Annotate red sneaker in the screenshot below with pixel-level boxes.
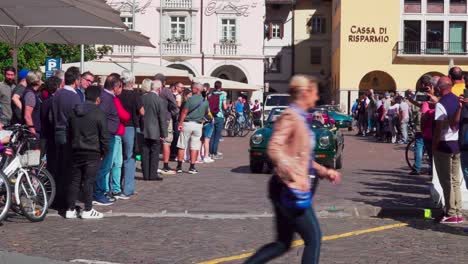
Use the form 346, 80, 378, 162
457, 217, 464, 224
439, 216, 459, 224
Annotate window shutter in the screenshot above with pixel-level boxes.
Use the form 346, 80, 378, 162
268, 22, 273, 40
280, 23, 284, 39
322, 18, 326, 34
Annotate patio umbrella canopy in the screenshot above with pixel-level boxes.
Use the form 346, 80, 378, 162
0, 0, 153, 68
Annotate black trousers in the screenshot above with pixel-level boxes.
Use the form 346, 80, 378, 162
142, 138, 161, 180
66, 153, 100, 211
53, 143, 72, 210
245, 176, 322, 264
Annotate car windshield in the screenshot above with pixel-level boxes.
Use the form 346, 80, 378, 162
267, 108, 286, 123
307, 109, 331, 128
265, 95, 290, 106
321, 105, 341, 113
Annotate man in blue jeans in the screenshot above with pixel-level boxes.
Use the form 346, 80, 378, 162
209, 81, 227, 160
94, 74, 123, 205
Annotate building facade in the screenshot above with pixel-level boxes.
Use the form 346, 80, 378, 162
332, 0, 468, 112
294, 0, 333, 102
264, 0, 295, 93
107, 0, 265, 100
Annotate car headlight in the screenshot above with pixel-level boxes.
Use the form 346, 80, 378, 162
319, 136, 330, 147
252, 134, 264, 145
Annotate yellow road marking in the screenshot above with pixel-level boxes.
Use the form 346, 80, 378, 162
198, 223, 408, 264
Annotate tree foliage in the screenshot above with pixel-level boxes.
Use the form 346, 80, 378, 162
0, 43, 99, 79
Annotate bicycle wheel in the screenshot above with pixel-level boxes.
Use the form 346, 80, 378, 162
405, 138, 416, 171
0, 172, 11, 222
225, 117, 236, 137
238, 123, 250, 137
15, 171, 48, 222
29, 167, 55, 206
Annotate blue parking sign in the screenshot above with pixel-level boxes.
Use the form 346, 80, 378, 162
45, 58, 62, 79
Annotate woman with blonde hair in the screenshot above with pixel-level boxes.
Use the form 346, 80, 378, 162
245, 75, 341, 264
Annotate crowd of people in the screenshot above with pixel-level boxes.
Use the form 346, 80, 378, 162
0, 66, 233, 220
351, 66, 468, 224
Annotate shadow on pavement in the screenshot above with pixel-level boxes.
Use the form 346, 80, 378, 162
351, 168, 432, 209
231, 165, 252, 174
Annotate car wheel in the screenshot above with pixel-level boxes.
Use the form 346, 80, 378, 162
250, 160, 264, 174
336, 154, 343, 169
348, 126, 353, 131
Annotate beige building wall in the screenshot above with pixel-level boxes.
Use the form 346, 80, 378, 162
294, 0, 332, 75
333, 0, 468, 112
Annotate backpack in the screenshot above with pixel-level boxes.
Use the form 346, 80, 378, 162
208, 93, 221, 115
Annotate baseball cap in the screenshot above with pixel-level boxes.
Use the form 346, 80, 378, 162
18, 69, 29, 80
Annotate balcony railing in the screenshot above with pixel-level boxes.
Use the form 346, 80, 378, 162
162, 42, 192, 55
404, 3, 421, 13
163, 0, 192, 9
450, 3, 467, 13
214, 43, 239, 56
112, 45, 133, 55
395, 41, 468, 56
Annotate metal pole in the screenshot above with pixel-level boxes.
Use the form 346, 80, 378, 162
80, 44, 85, 73
160, 0, 163, 66
13, 27, 18, 73
130, 0, 136, 73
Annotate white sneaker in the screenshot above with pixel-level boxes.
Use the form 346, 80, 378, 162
65, 209, 78, 219
81, 209, 104, 219
203, 157, 214, 163
391, 136, 397, 144
157, 169, 162, 173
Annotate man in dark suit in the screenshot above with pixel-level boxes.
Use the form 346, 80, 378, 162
141, 79, 167, 181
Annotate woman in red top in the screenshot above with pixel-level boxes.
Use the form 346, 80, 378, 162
109, 84, 130, 200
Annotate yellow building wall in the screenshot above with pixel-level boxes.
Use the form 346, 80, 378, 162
294, 0, 332, 75
336, 0, 456, 92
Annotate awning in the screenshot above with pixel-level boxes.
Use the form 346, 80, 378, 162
41, 61, 193, 84
193, 76, 261, 92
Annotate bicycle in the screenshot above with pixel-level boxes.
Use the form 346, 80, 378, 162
0, 169, 11, 222
2, 125, 49, 222
405, 137, 430, 172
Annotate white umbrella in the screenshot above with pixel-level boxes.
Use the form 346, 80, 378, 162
45, 61, 193, 79
0, 0, 153, 69
193, 76, 261, 91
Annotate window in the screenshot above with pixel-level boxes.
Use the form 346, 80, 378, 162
272, 24, 281, 38
404, 0, 421, 13
309, 17, 326, 34
403, 20, 421, 54
222, 19, 236, 41
310, 47, 322, 64
427, 0, 444, 13
170, 16, 186, 39
121, 16, 133, 29
450, 0, 467, 13
264, 56, 281, 73
427, 21, 444, 53
265, 22, 284, 39
449, 21, 466, 53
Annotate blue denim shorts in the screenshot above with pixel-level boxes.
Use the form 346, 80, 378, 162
203, 123, 214, 139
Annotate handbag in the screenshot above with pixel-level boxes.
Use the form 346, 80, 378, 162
280, 176, 319, 210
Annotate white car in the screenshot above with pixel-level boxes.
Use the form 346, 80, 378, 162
263, 94, 290, 121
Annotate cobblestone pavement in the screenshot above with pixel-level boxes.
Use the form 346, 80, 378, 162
0, 131, 467, 264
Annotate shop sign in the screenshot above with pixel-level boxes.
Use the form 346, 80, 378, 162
348, 26, 389, 43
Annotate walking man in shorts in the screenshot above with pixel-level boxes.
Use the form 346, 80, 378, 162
176, 83, 209, 174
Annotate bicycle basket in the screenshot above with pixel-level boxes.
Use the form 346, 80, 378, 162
19, 138, 41, 167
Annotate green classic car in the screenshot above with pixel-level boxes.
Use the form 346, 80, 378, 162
321, 105, 353, 131
249, 107, 345, 173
